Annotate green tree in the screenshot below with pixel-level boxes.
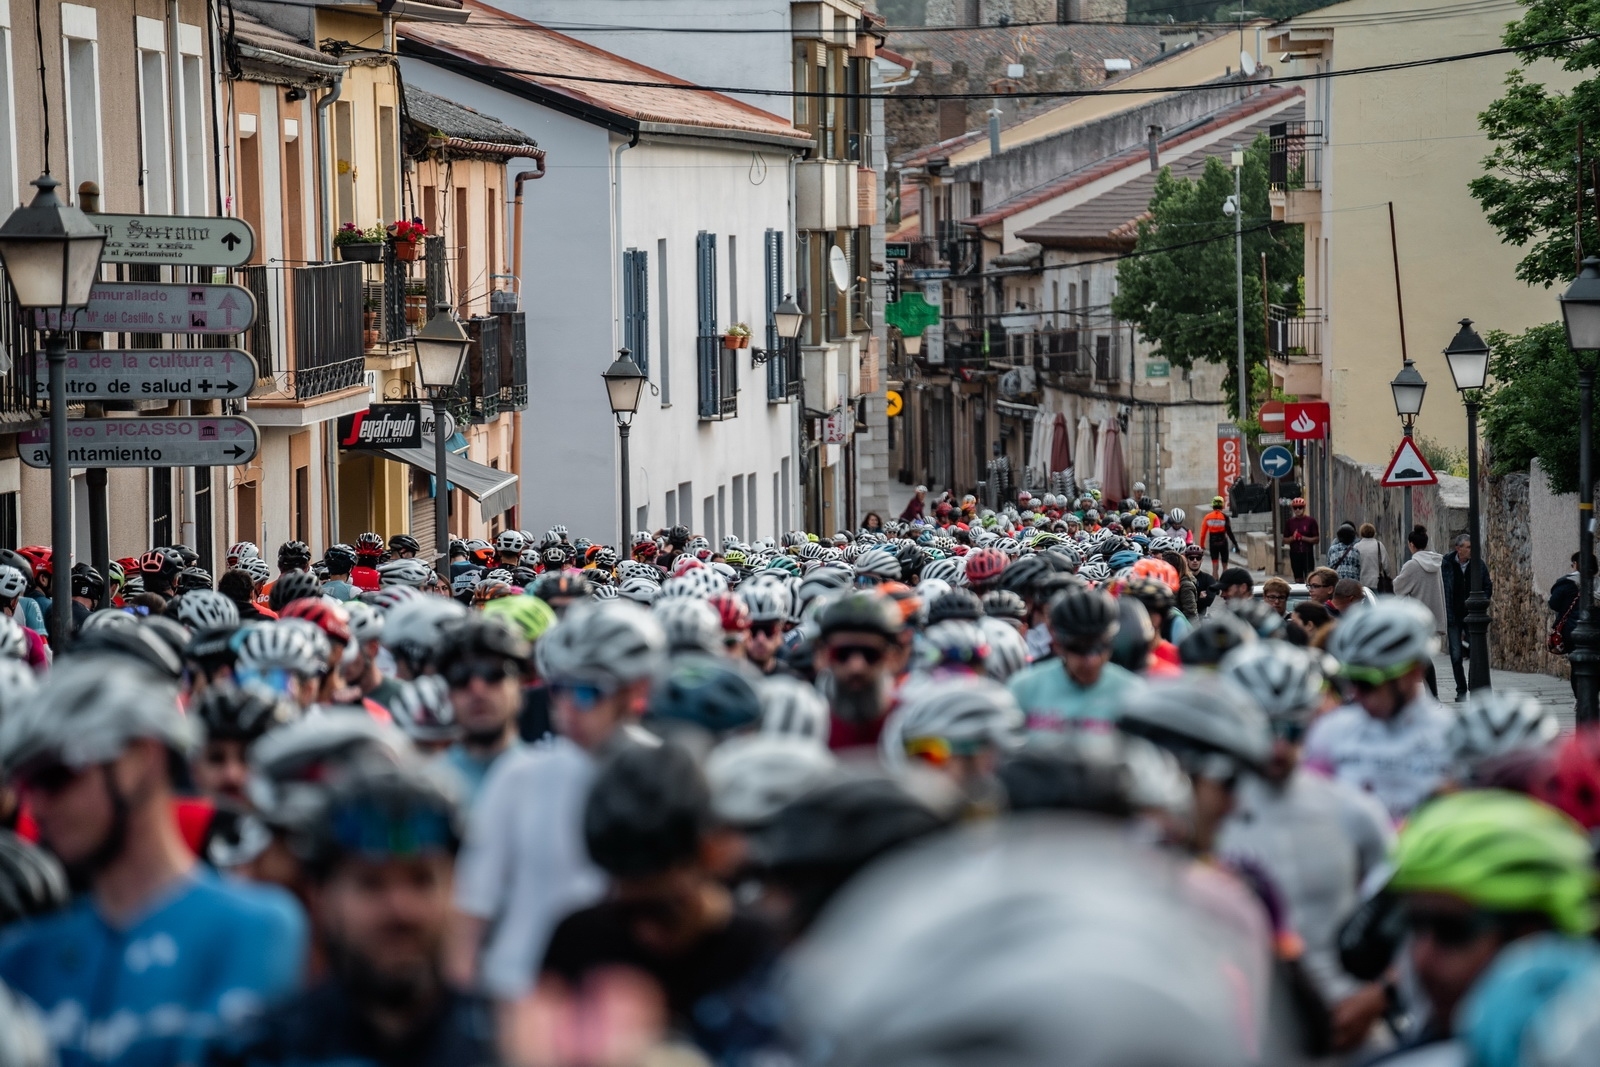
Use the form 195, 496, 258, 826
1470, 0, 1600, 287
1111, 135, 1302, 418
1480, 322, 1586, 492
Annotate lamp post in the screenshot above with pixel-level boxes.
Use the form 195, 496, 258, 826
1443, 318, 1492, 693
412, 304, 471, 583
1390, 357, 1427, 561
602, 349, 647, 545
1559, 256, 1600, 722
1226, 146, 1247, 422
0, 174, 106, 649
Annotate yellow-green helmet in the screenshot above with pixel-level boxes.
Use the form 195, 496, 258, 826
1390, 790, 1597, 937
479, 594, 558, 643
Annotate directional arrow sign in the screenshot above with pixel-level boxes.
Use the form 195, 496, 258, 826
33, 349, 257, 400
91, 214, 256, 267
35, 282, 257, 334
1380, 437, 1438, 487
18, 417, 260, 469
1259, 444, 1295, 480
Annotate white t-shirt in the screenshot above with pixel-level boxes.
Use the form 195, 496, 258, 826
1302, 695, 1455, 823
452, 736, 607, 999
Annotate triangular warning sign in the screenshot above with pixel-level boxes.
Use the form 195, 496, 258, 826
1380, 437, 1438, 487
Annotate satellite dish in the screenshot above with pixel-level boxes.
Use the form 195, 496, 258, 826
829, 245, 850, 292
1240, 50, 1258, 76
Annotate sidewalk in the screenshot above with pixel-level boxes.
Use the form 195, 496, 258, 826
1431, 652, 1577, 728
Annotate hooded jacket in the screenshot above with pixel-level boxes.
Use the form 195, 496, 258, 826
1392, 549, 1446, 633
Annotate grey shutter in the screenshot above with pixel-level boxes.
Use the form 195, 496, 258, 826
764, 229, 785, 401
622, 248, 649, 375
697, 232, 718, 419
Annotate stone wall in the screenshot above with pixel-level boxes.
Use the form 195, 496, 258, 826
1329, 454, 1469, 572
1486, 469, 1570, 677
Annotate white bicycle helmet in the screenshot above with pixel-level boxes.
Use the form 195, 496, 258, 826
0, 566, 26, 602
174, 589, 241, 633
344, 601, 384, 645
0, 616, 26, 662
388, 675, 459, 744
236, 623, 325, 679
922, 557, 963, 586
705, 733, 837, 828
495, 530, 528, 555
240, 557, 272, 585
381, 596, 469, 667
853, 548, 902, 583
879, 675, 1025, 772
759, 675, 831, 744
1447, 690, 1561, 774
364, 585, 423, 614
617, 576, 661, 606
536, 599, 666, 687
1328, 597, 1438, 677
377, 558, 434, 589
1219, 642, 1329, 725
977, 616, 1030, 682
1165, 507, 1187, 526
653, 596, 723, 654
616, 561, 660, 584
738, 582, 789, 624
227, 541, 261, 566
659, 569, 728, 601
0, 657, 193, 774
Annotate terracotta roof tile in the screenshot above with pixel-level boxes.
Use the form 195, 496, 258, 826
399, 1, 809, 145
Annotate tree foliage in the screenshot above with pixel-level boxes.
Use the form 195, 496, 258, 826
1470, 0, 1600, 287
1480, 322, 1586, 493
1111, 135, 1302, 418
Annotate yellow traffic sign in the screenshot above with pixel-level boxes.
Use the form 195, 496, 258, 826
886, 390, 903, 417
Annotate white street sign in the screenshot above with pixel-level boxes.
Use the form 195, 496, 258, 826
18, 417, 260, 468
33, 349, 256, 400
92, 214, 256, 266
36, 282, 256, 333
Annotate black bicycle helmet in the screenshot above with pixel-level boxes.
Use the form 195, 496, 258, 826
193, 686, 295, 744
177, 567, 213, 593
0, 829, 69, 925
818, 592, 904, 638
893, 540, 926, 581
0, 549, 31, 586
323, 544, 358, 573
389, 534, 421, 555
1176, 612, 1259, 667
667, 525, 691, 548
532, 570, 592, 603
981, 589, 1028, 623
169, 543, 199, 567
1047, 588, 1119, 645
277, 540, 313, 570
998, 554, 1051, 598
68, 614, 184, 678
644, 654, 762, 738
1122, 576, 1174, 617
584, 739, 708, 878
1108, 597, 1156, 673
430, 615, 531, 671
925, 587, 984, 626
269, 570, 323, 612
70, 562, 104, 601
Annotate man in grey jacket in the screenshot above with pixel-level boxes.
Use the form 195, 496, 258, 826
1440, 532, 1492, 701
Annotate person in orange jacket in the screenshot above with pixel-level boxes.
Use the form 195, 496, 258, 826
1199, 496, 1240, 579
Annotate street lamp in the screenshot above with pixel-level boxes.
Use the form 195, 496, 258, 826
0, 174, 107, 649
602, 348, 646, 544
1390, 357, 1427, 560
1559, 256, 1600, 722
412, 304, 471, 583
1443, 318, 1492, 693
901, 330, 923, 357
1228, 145, 1247, 423
753, 295, 807, 364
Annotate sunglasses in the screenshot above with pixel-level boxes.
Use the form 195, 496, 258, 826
827, 643, 887, 666
550, 680, 615, 710
16, 762, 86, 795
1062, 642, 1112, 657
444, 661, 511, 688
903, 735, 985, 766
1403, 907, 1502, 949
749, 621, 784, 638
1271, 719, 1307, 744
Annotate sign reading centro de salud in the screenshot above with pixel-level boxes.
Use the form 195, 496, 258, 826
33, 348, 256, 400
92, 214, 256, 267
18, 417, 260, 468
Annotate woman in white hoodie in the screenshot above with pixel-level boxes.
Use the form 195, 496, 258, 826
1392, 525, 1447, 634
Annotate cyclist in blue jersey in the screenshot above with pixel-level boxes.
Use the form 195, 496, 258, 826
0, 656, 306, 1067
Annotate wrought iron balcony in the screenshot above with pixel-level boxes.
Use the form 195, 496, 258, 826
497, 311, 527, 412
242, 262, 366, 401
1268, 305, 1323, 362
1269, 121, 1324, 192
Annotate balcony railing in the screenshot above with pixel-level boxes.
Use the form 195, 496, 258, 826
1269, 121, 1324, 192
0, 268, 38, 428
244, 262, 366, 401
497, 311, 527, 411
1269, 306, 1323, 361
461, 315, 501, 424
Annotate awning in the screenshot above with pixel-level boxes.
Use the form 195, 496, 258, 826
376, 435, 519, 518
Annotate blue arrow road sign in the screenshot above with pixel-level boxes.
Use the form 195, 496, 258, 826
1260, 444, 1294, 479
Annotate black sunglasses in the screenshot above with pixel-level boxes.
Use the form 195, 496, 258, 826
445, 660, 511, 688
1403, 907, 1502, 949
827, 644, 886, 666
750, 621, 784, 638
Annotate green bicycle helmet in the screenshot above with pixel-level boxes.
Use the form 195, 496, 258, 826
1389, 790, 1596, 937
479, 594, 558, 643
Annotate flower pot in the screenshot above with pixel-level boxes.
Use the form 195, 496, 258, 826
405, 295, 427, 325
338, 242, 384, 263
394, 240, 419, 262
724, 335, 750, 350
363, 328, 379, 348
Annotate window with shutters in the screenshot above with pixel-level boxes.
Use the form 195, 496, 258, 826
622, 247, 649, 375
764, 229, 795, 402
696, 232, 736, 419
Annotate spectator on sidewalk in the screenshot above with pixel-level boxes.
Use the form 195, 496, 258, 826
1305, 567, 1339, 608
1284, 498, 1320, 583
1328, 524, 1363, 582
899, 486, 927, 523
1352, 523, 1389, 591
1329, 579, 1365, 618
1441, 532, 1493, 702
1260, 577, 1291, 620
1547, 551, 1595, 695
1392, 527, 1446, 638
1216, 567, 1254, 608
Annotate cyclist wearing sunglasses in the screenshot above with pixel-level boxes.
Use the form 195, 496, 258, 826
1370, 790, 1597, 1062
736, 582, 789, 675
447, 601, 665, 999
428, 617, 532, 806
1217, 643, 1395, 1051
814, 593, 910, 751
1008, 588, 1144, 734
0, 657, 305, 1067
1303, 599, 1454, 824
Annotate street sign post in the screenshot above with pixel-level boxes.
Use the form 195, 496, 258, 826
1286, 401, 1331, 440
34, 348, 256, 400
35, 282, 256, 333
1380, 437, 1438, 487
18, 417, 260, 468
91, 214, 256, 267
1259, 444, 1294, 480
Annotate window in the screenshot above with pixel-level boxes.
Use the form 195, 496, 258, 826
772, 471, 780, 539
696, 231, 735, 419
731, 474, 744, 540
664, 489, 676, 528
136, 19, 171, 213
747, 471, 757, 541
455, 187, 469, 311
237, 118, 263, 262
656, 239, 670, 405
717, 485, 726, 544
332, 100, 355, 226
176, 26, 207, 213
677, 482, 692, 528
792, 41, 815, 135
378, 105, 398, 225
61, 5, 101, 193
763, 229, 794, 401
622, 247, 649, 374
486, 187, 499, 281
283, 122, 304, 263
0, 490, 17, 549
0, 3, 19, 215
703, 496, 715, 542
780, 457, 791, 532
727, 234, 738, 326
151, 468, 173, 548
796, 232, 813, 345
854, 224, 871, 331
846, 56, 867, 161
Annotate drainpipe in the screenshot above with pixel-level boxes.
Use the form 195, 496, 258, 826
611, 133, 637, 351
789, 151, 802, 533
316, 71, 345, 262
510, 150, 547, 305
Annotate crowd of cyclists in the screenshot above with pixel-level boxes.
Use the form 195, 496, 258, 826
0, 485, 1597, 1067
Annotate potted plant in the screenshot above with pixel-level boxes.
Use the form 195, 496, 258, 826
405, 281, 428, 326
335, 223, 385, 263
723, 322, 751, 350
388, 218, 428, 262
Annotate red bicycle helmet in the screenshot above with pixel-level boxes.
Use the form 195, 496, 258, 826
633, 541, 659, 562
1534, 725, 1600, 829
964, 547, 1009, 589
16, 546, 52, 579
278, 597, 353, 645
356, 531, 385, 557
708, 592, 751, 634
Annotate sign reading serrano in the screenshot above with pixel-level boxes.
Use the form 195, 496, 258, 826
91, 214, 256, 267
18, 417, 261, 468
35, 348, 257, 400
337, 404, 424, 450
34, 282, 257, 333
